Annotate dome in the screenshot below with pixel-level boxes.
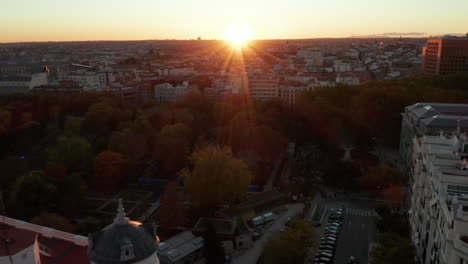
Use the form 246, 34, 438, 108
88, 199, 159, 264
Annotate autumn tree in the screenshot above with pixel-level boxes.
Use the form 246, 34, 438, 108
181, 147, 252, 211
383, 184, 405, 209
81, 101, 127, 151
31, 213, 76, 233
359, 164, 405, 189
159, 182, 186, 237
109, 113, 152, 161
94, 151, 128, 187
154, 123, 193, 176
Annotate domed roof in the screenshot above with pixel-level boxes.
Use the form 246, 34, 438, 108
87, 199, 158, 264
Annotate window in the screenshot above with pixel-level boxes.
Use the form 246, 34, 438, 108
447, 185, 468, 195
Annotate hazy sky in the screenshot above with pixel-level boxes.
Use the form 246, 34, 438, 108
2, 0, 468, 42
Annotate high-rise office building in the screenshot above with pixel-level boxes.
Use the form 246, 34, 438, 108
422, 36, 468, 75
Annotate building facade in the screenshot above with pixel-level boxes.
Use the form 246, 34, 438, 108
409, 132, 468, 264
278, 85, 310, 105
248, 74, 279, 101
68, 71, 107, 89
0, 72, 48, 95
400, 103, 468, 174
422, 37, 468, 75
154, 82, 198, 103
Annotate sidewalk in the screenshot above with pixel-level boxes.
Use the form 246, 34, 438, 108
232, 203, 304, 264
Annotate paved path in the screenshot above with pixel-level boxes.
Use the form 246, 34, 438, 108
232, 203, 304, 264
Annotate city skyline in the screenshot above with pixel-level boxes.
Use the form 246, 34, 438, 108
2, 0, 468, 43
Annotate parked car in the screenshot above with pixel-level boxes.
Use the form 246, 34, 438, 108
318, 252, 333, 259
321, 236, 337, 242
318, 249, 334, 255
325, 228, 339, 234
322, 233, 337, 238
319, 245, 335, 251
325, 227, 340, 232
321, 241, 336, 247
329, 215, 343, 221
317, 257, 332, 263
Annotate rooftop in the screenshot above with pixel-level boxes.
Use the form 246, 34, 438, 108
158, 231, 203, 262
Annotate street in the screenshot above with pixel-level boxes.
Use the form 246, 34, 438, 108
232, 203, 304, 264
307, 196, 378, 264
333, 200, 378, 264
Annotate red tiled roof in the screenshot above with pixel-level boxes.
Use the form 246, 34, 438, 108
0, 227, 37, 256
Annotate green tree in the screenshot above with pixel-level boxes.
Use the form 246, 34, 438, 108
54, 172, 87, 216
0, 156, 28, 191
154, 123, 193, 176
181, 147, 252, 211
47, 135, 92, 173
371, 232, 415, 264
9, 170, 57, 219
31, 213, 76, 233
261, 220, 315, 264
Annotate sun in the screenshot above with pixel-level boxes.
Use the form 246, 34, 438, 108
223, 24, 253, 46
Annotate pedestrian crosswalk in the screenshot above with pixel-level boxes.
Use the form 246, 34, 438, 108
345, 208, 378, 217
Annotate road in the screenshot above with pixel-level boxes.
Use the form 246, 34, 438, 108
305, 196, 378, 264
232, 203, 304, 264
333, 200, 378, 264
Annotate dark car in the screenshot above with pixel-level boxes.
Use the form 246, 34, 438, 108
319, 245, 335, 251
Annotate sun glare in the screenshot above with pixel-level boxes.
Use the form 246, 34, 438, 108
223, 24, 253, 46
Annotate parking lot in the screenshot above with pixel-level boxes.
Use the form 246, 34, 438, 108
312, 198, 378, 264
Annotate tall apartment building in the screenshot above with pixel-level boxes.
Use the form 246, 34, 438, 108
400, 103, 468, 174
248, 74, 279, 101
422, 37, 468, 75
409, 132, 468, 264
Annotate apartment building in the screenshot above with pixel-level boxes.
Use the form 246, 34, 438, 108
0, 72, 48, 95
67, 71, 107, 89
248, 74, 279, 101
154, 81, 198, 103
409, 132, 468, 264
400, 103, 468, 174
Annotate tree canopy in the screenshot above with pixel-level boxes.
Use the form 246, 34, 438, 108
261, 220, 315, 264
182, 147, 252, 211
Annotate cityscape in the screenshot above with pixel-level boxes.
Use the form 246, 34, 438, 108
1, 1, 468, 264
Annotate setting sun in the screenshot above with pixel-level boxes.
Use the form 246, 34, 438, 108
223, 24, 253, 46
